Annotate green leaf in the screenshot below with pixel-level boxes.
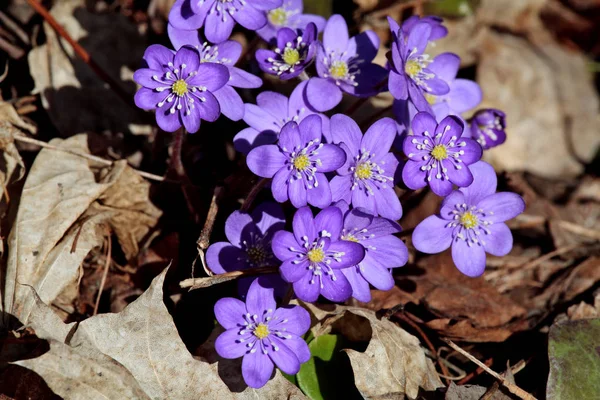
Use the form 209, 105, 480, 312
303, 0, 332, 18
296, 334, 362, 400
424, 0, 480, 17
547, 319, 600, 399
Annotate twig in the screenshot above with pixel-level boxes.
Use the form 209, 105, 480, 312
0, 11, 30, 45
457, 357, 493, 384
197, 186, 224, 250
26, 0, 134, 108
556, 220, 600, 241
0, 60, 8, 83
93, 230, 112, 316
180, 266, 279, 290
13, 135, 165, 182
518, 244, 581, 271
444, 340, 537, 400
240, 178, 269, 212
0, 36, 24, 59
169, 128, 199, 222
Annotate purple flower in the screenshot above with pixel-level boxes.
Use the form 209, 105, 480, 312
206, 202, 288, 297
387, 17, 459, 113
234, 81, 330, 154
395, 15, 448, 42
256, 0, 326, 44
412, 161, 525, 277
168, 24, 262, 121
134, 45, 229, 133
333, 201, 408, 302
468, 109, 507, 149
169, 0, 281, 44
256, 23, 317, 80
402, 112, 482, 197
246, 115, 346, 208
214, 279, 311, 388
305, 15, 388, 112
272, 206, 365, 302
329, 115, 403, 220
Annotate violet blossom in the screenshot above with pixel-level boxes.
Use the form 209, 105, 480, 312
468, 109, 507, 149
134, 44, 229, 133
256, 23, 317, 80
305, 14, 388, 112
398, 15, 448, 42
257, 0, 326, 44
330, 115, 402, 220
234, 81, 330, 154
246, 115, 345, 208
168, 24, 262, 121
206, 203, 288, 297
412, 161, 525, 277
271, 206, 365, 302
169, 0, 281, 44
402, 112, 482, 197
334, 201, 408, 302
214, 279, 310, 388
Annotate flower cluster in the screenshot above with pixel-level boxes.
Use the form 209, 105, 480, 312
133, 1, 524, 389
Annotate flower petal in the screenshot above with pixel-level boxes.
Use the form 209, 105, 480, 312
440, 191, 466, 219
306, 173, 332, 209
389, 68, 408, 100
268, 337, 300, 374
277, 335, 310, 363
451, 239, 486, 277
292, 206, 316, 244
477, 192, 526, 223
214, 298, 247, 329
215, 328, 252, 359
344, 208, 373, 232
413, 215, 453, 254
429, 176, 454, 197
352, 187, 376, 214
288, 178, 308, 208
482, 223, 513, 256
213, 85, 244, 121
155, 107, 182, 132
428, 52, 460, 82
457, 138, 483, 165
459, 161, 497, 205
447, 163, 474, 188
234, 127, 277, 154
257, 91, 289, 120
229, 67, 263, 88
271, 306, 311, 336
359, 258, 394, 291
323, 14, 349, 53
321, 271, 352, 302
225, 211, 254, 247
327, 241, 365, 269
361, 117, 397, 160
246, 279, 276, 317
406, 22, 431, 56
330, 114, 362, 156
446, 79, 482, 114
299, 114, 322, 145
362, 235, 408, 270
243, 103, 280, 133
411, 111, 437, 136
314, 206, 343, 240
315, 144, 346, 172
247, 145, 286, 178
134, 87, 166, 110
233, 4, 267, 30
306, 78, 343, 112
293, 273, 321, 302
272, 231, 299, 261
374, 187, 403, 220
205, 242, 246, 274
169, 0, 206, 30
351, 30, 379, 62
342, 267, 371, 302
188, 63, 229, 91
330, 175, 352, 203
401, 160, 427, 190
242, 350, 275, 389
271, 168, 291, 203
174, 45, 200, 72
253, 202, 285, 237
280, 259, 309, 283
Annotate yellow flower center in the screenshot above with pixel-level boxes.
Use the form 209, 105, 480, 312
307, 248, 325, 263
355, 162, 373, 180
293, 154, 310, 171
253, 323, 270, 339
171, 79, 188, 97
282, 48, 300, 65
329, 60, 349, 79
342, 234, 359, 243
404, 59, 422, 78
268, 8, 288, 26
460, 212, 478, 229
425, 93, 437, 105
247, 246, 268, 266
431, 144, 448, 161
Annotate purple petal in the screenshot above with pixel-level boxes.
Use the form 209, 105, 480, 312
156, 107, 182, 132
278, 120, 302, 151
342, 267, 371, 302
276, 27, 300, 51
436, 115, 464, 143
244, 103, 280, 132
214, 298, 246, 329
440, 191, 466, 219
373, 187, 403, 220
362, 235, 408, 269
413, 215, 453, 253
323, 14, 349, 53
205, 242, 246, 274
213, 86, 244, 121
335, 142, 354, 176
366, 215, 402, 237
306, 173, 332, 208
174, 45, 200, 72
314, 207, 343, 240
299, 114, 322, 145
446, 162, 474, 188
247, 145, 286, 178
344, 208, 373, 232
225, 211, 255, 247
459, 161, 497, 205
143, 44, 174, 71
316, 144, 346, 172
229, 67, 262, 89
359, 258, 394, 291
457, 138, 483, 165
352, 188, 376, 214
288, 80, 311, 121
268, 337, 301, 374
406, 23, 432, 55
401, 161, 427, 190
133, 68, 162, 89
292, 206, 316, 243
253, 202, 285, 236
351, 30, 379, 62
246, 279, 276, 317
242, 350, 274, 389
280, 258, 308, 283
333, 200, 350, 215
482, 223, 513, 256
306, 78, 342, 112
408, 81, 432, 112
271, 168, 291, 203
330, 114, 362, 156
257, 91, 289, 119
169, 0, 207, 30
204, 9, 235, 43
320, 271, 352, 302
248, 0, 283, 11
192, 90, 221, 123
217, 40, 242, 63
411, 111, 437, 136
327, 241, 365, 269
429, 175, 454, 197
188, 63, 230, 91
272, 231, 299, 261
233, 4, 267, 30
288, 178, 308, 208
330, 175, 352, 203
234, 128, 277, 155
350, 64, 388, 97
424, 76, 450, 95
428, 52, 460, 82
389, 70, 409, 100
451, 239, 486, 277
134, 88, 166, 110
477, 192, 526, 223
182, 101, 202, 133
361, 117, 397, 161
293, 273, 320, 302
256, 24, 278, 43
271, 306, 311, 335
293, 14, 326, 34
279, 335, 311, 363
215, 328, 252, 359
446, 79, 482, 113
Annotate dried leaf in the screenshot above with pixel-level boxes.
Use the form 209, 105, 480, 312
302, 302, 443, 399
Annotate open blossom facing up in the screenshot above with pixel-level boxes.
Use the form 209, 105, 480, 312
206, 203, 287, 297
234, 81, 329, 154
330, 115, 402, 220
469, 109, 507, 149
402, 112, 482, 197
214, 279, 310, 388
134, 44, 229, 132
169, 0, 281, 43
246, 115, 345, 208
334, 201, 408, 302
272, 206, 365, 302
257, 0, 326, 43
412, 161, 525, 277
305, 15, 388, 112
256, 23, 317, 80
168, 24, 262, 121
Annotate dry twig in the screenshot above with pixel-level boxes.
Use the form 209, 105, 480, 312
180, 266, 279, 290
93, 230, 112, 316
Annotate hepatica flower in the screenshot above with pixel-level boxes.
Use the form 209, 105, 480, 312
169, 0, 281, 43
134, 45, 229, 132
168, 24, 262, 121
246, 115, 345, 208
234, 81, 329, 154
214, 279, 310, 388
334, 201, 408, 302
206, 202, 287, 296
469, 109, 507, 149
305, 14, 388, 112
257, 0, 326, 43
272, 206, 365, 302
330, 115, 402, 220
256, 23, 317, 80
399, 15, 448, 42
402, 112, 482, 197
412, 161, 525, 277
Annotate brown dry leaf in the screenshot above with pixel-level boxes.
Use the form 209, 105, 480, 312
27, 0, 151, 136
18, 269, 305, 399
301, 302, 443, 399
